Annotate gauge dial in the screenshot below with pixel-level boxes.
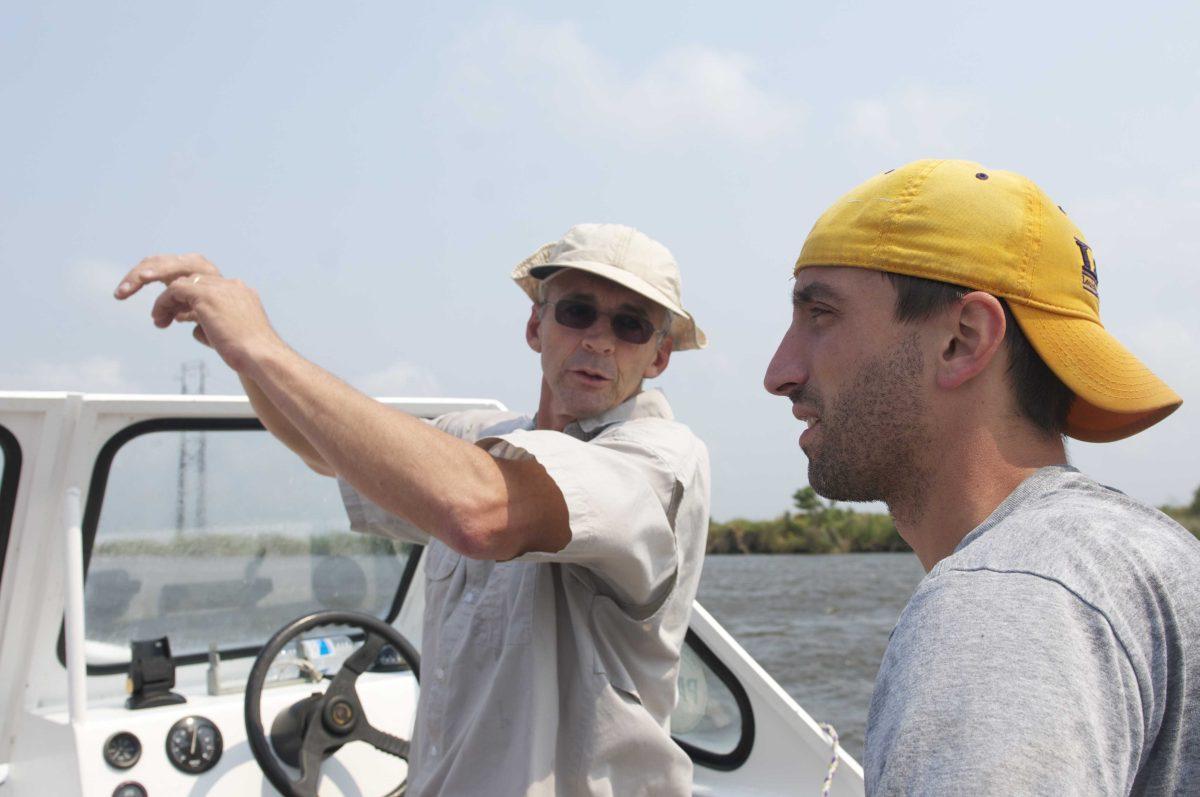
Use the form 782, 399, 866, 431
166, 716, 223, 774
103, 731, 142, 769
112, 782, 147, 797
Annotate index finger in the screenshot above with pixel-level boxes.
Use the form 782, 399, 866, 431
113, 253, 221, 299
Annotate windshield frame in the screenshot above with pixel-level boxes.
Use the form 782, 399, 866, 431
56, 416, 423, 676
672, 627, 757, 770
0, 424, 22, 591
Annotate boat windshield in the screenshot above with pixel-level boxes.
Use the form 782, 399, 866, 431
82, 425, 414, 668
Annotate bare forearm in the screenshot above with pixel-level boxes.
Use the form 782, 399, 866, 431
242, 345, 560, 557
240, 374, 334, 476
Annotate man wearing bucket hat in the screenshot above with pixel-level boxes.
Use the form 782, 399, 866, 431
115, 223, 710, 795
765, 159, 1199, 793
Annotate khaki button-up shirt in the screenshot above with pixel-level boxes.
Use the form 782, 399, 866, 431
340, 389, 711, 796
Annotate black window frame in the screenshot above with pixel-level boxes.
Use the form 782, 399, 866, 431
56, 417, 424, 675
672, 627, 756, 771
0, 424, 22, 590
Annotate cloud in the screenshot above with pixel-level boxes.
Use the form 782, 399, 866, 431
355, 361, 442, 397
64, 257, 150, 329
844, 86, 988, 156
68, 259, 127, 298
446, 17, 802, 147
0, 356, 141, 393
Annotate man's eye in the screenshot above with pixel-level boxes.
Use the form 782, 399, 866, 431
562, 303, 593, 322
613, 315, 646, 333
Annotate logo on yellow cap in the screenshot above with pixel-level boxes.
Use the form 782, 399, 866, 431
1075, 238, 1099, 297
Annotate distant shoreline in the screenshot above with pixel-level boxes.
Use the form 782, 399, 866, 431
706, 507, 910, 555
90, 503, 1200, 558
708, 501, 1200, 555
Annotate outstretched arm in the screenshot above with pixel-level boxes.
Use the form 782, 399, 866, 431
115, 255, 334, 476
240, 375, 334, 476
114, 254, 569, 560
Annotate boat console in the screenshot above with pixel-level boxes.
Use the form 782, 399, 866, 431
0, 392, 863, 796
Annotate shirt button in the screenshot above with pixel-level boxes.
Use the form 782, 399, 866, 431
436, 667, 446, 680
465, 591, 476, 604
430, 745, 439, 757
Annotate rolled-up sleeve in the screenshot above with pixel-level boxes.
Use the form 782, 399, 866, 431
480, 422, 698, 609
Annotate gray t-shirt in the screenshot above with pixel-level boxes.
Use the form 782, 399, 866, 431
866, 466, 1200, 796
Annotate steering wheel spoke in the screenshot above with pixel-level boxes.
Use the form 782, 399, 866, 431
294, 746, 326, 797
244, 610, 421, 797
357, 721, 411, 760
344, 632, 386, 676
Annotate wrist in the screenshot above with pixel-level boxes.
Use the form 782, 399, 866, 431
237, 337, 299, 383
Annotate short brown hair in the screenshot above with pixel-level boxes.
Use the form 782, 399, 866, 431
884, 272, 1074, 435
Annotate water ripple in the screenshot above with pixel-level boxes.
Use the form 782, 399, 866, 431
697, 552, 925, 762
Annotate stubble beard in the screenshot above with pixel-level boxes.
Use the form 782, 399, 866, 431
556, 381, 616, 420
548, 348, 647, 421
806, 333, 932, 514
549, 365, 624, 421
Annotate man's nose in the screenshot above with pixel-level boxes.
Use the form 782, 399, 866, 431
582, 321, 617, 354
764, 328, 807, 396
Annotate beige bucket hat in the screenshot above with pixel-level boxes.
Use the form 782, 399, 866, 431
511, 223, 707, 350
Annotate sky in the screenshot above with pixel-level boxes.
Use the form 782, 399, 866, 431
2, 1, 1198, 520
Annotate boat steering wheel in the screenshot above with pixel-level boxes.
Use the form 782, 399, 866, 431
244, 610, 421, 797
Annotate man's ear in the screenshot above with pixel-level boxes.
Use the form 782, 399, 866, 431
643, 336, 674, 379
935, 292, 1006, 390
526, 304, 543, 353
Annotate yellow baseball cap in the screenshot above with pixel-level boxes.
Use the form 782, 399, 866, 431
795, 159, 1181, 442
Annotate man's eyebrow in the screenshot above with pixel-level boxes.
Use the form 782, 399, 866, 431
792, 281, 844, 308
617, 302, 653, 318
559, 292, 653, 318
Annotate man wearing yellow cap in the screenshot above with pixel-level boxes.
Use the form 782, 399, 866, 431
765, 160, 1197, 793
114, 223, 710, 795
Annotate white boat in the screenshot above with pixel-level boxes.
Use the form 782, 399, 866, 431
0, 391, 865, 796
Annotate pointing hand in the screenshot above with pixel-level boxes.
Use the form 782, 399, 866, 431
114, 253, 285, 374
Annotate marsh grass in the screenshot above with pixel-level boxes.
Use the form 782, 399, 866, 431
93, 531, 405, 557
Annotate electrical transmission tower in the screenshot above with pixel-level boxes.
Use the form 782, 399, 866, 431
175, 360, 208, 534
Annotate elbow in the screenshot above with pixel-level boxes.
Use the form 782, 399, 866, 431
304, 456, 336, 478
440, 502, 517, 561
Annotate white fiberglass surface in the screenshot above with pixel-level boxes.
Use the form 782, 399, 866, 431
84, 427, 413, 666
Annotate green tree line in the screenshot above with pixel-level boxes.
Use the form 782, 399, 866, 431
1160, 485, 1200, 537
708, 484, 1200, 555
707, 487, 910, 554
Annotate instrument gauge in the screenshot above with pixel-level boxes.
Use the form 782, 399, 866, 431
103, 730, 142, 769
166, 715, 223, 774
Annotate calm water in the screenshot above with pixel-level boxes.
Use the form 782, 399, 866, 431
696, 553, 927, 763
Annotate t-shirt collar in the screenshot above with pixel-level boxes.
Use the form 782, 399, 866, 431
950, 464, 1080, 557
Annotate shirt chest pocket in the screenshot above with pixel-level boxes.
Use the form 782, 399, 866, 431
423, 542, 462, 582
474, 560, 535, 649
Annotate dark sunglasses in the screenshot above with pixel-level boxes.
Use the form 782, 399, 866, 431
544, 299, 661, 345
